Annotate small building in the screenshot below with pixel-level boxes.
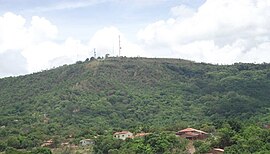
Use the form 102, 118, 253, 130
209, 148, 224, 154
134, 133, 150, 138
176, 128, 208, 140
113, 131, 133, 140
61, 142, 70, 146
41, 139, 53, 147
80, 139, 94, 146
263, 124, 270, 129
105, 54, 110, 59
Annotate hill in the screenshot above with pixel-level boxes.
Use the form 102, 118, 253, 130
1, 57, 270, 152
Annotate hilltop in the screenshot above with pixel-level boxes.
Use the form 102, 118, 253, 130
1, 57, 270, 153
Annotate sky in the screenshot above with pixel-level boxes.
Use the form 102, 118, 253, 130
1, 0, 270, 78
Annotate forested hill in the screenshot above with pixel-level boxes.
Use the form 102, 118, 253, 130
1, 57, 270, 147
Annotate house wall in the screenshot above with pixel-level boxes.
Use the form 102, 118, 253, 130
211, 150, 224, 154
177, 132, 208, 140
115, 132, 133, 140
80, 140, 94, 146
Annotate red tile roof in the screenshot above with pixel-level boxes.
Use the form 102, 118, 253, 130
135, 133, 150, 137
184, 132, 200, 136
41, 139, 53, 147
114, 131, 132, 135
178, 128, 208, 134
44, 139, 53, 143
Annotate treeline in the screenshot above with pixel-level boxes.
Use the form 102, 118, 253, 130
94, 132, 187, 154
194, 120, 270, 154
91, 120, 270, 154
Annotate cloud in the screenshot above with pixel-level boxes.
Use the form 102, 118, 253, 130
0, 12, 89, 77
2, 0, 270, 77
22, 37, 89, 72
0, 12, 143, 78
89, 27, 147, 57
29, 16, 58, 42
138, 0, 270, 64
0, 12, 29, 52
170, 5, 195, 19
0, 50, 28, 77
27, 0, 107, 12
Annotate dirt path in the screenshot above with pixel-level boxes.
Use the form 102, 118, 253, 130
187, 140, 196, 154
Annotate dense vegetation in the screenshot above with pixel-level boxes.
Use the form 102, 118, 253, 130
94, 132, 187, 154
1, 57, 270, 153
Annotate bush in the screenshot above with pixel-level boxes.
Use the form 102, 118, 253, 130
31, 147, 52, 154
5, 147, 29, 154
0, 141, 7, 152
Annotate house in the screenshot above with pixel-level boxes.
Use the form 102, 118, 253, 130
105, 54, 110, 59
113, 131, 133, 140
134, 133, 150, 138
41, 139, 53, 147
176, 128, 208, 140
263, 124, 270, 129
61, 142, 70, 146
209, 148, 224, 154
80, 139, 94, 146
70, 144, 79, 149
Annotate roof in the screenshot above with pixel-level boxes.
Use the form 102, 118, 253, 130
41, 143, 52, 147
114, 131, 132, 135
44, 139, 53, 143
80, 139, 93, 142
135, 133, 150, 137
41, 139, 53, 147
61, 142, 69, 146
184, 132, 200, 137
213, 148, 224, 152
263, 124, 270, 129
178, 128, 208, 134
127, 136, 134, 139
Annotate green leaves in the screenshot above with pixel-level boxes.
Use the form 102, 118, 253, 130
94, 132, 187, 154
1, 58, 270, 152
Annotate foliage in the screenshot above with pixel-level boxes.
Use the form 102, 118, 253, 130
0, 57, 270, 152
0, 141, 7, 152
94, 132, 187, 154
194, 140, 211, 154
199, 122, 270, 154
31, 147, 52, 154
224, 125, 270, 153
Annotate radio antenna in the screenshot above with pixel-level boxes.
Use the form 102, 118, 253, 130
119, 35, 121, 56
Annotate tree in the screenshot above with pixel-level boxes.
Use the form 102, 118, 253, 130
90, 57, 96, 61
7, 136, 21, 149
31, 147, 52, 154
0, 141, 7, 152
194, 140, 211, 154
215, 123, 235, 148
5, 147, 29, 154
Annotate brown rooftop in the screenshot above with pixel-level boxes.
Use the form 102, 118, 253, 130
114, 131, 132, 135
178, 128, 208, 134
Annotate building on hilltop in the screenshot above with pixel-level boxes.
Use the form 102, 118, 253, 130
113, 131, 133, 140
176, 128, 208, 140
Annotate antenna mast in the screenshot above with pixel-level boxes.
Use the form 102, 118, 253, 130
112, 40, 114, 55
119, 35, 121, 56
94, 48, 96, 58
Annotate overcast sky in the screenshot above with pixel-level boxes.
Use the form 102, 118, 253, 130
1, 0, 270, 78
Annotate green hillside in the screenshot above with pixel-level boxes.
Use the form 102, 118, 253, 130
1, 57, 270, 153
